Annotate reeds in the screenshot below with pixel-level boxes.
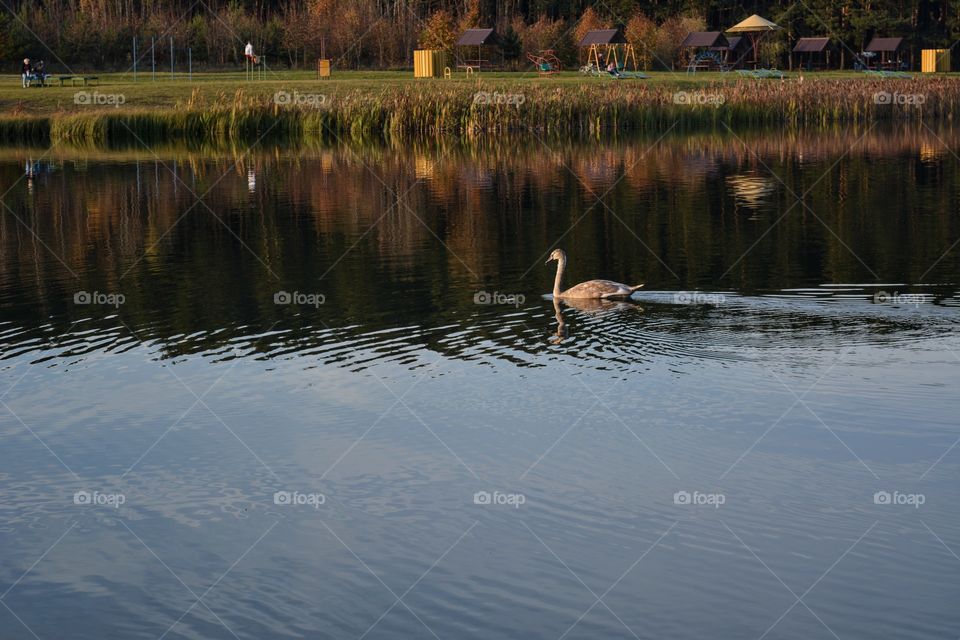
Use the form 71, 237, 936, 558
4, 77, 959, 148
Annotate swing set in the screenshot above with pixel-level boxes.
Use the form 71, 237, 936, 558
578, 29, 638, 75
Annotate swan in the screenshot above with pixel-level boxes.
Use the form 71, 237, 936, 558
546, 248, 644, 300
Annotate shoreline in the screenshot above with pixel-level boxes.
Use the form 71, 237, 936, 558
3, 74, 959, 147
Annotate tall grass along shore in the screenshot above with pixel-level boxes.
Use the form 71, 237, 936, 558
2, 76, 958, 148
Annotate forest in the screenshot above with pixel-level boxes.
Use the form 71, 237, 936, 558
1, 0, 958, 71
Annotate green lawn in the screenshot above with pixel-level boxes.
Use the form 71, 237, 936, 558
5, 69, 955, 116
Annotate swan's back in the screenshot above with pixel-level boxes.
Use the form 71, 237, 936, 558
561, 279, 641, 299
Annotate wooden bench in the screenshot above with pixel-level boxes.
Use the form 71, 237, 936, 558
57, 75, 99, 87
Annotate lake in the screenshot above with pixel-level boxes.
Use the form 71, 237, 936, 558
1, 125, 958, 639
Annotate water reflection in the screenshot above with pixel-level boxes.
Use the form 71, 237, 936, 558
0, 124, 958, 370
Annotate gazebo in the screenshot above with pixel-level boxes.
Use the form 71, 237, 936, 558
680, 32, 730, 71
579, 28, 637, 72
864, 37, 904, 70
793, 37, 831, 70
455, 28, 499, 72
726, 14, 781, 68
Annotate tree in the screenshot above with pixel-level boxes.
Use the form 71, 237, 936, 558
418, 9, 457, 52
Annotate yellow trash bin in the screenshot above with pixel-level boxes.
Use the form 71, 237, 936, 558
921, 49, 950, 73
414, 50, 447, 78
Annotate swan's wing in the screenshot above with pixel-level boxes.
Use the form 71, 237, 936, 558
561, 279, 633, 299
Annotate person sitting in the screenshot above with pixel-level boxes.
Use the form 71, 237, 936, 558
21, 58, 31, 87
606, 61, 621, 78
32, 60, 46, 85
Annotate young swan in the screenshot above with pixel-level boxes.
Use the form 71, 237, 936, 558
546, 248, 644, 300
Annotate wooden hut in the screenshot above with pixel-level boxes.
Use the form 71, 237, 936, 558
455, 28, 498, 72
864, 37, 905, 70
793, 37, 831, 70
681, 32, 730, 71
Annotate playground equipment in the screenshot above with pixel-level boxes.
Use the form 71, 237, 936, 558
527, 50, 562, 75
245, 55, 266, 80
578, 29, 638, 74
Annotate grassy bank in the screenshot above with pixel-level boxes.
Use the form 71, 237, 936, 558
2, 71, 959, 147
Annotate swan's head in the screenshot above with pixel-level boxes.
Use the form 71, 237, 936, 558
545, 248, 567, 265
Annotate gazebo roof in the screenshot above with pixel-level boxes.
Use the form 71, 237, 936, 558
727, 14, 781, 33
793, 37, 830, 53
681, 31, 729, 48
865, 37, 903, 52
456, 28, 497, 46
579, 29, 627, 46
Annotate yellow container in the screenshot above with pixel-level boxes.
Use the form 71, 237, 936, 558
317, 59, 331, 78
921, 49, 950, 73
414, 50, 447, 78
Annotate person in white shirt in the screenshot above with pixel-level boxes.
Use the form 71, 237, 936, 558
244, 42, 257, 64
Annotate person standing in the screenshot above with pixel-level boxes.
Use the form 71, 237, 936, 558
244, 42, 257, 64
21, 58, 31, 87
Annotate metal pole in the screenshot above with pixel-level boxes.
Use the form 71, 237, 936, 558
170, 36, 174, 79
133, 37, 137, 81
188, 48, 192, 82
151, 37, 155, 81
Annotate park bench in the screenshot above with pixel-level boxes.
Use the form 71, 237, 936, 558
57, 75, 99, 87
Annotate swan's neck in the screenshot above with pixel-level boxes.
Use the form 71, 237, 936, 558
553, 256, 566, 298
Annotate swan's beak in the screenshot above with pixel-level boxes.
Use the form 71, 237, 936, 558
544, 257, 552, 265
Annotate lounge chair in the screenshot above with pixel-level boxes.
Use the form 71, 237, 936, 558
737, 68, 786, 79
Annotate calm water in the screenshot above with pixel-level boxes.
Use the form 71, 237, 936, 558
1, 126, 959, 639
